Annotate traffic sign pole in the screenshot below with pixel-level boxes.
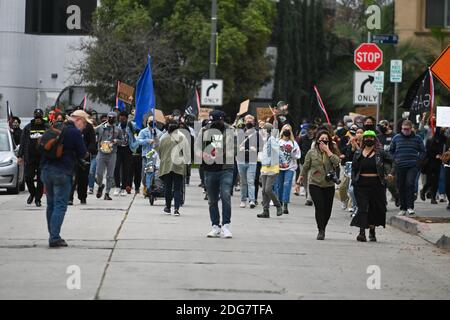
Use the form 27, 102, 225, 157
394, 82, 399, 133
376, 93, 381, 124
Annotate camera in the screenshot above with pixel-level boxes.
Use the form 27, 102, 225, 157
325, 171, 341, 184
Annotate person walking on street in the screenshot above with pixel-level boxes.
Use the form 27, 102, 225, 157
298, 125, 317, 206
195, 111, 236, 239
257, 123, 282, 218
9, 116, 22, 146
113, 111, 134, 196
296, 130, 341, 240
40, 110, 90, 247
18, 108, 48, 207
69, 116, 97, 205
275, 124, 301, 214
95, 111, 124, 200
350, 131, 394, 242
237, 115, 260, 209
156, 121, 190, 216
390, 120, 426, 216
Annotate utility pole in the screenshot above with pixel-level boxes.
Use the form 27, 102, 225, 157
209, 0, 217, 79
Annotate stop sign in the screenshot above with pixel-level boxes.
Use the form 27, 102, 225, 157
354, 43, 383, 72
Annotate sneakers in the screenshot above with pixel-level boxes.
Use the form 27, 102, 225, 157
221, 224, 233, 238
276, 205, 283, 216
80, 199, 87, 205
398, 210, 407, 216
97, 184, 105, 199
163, 207, 171, 215
104, 193, 112, 200
49, 239, 68, 248
270, 200, 274, 206
299, 187, 306, 196
305, 200, 313, 206
317, 230, 325, 240
120, 189, 127, 197
240, 201, 246, 208
431, 198, 438, 204
407, 209, 415, 216
206, 225, 221, 238
35, 200, 42, 207
235, 185, 240, 192
249, 201, 256, 209
68, 200, 74, 206
88, 188, 94, 195
113, 188, 120, 197
439, 194, 446, 203
174, 210, 180, 216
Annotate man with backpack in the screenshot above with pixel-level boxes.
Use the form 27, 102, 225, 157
40, 110, 90, 248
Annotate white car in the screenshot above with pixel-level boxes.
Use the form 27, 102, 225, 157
0, 128, 25, 194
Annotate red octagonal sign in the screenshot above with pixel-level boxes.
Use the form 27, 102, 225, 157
354, 43, 383, 72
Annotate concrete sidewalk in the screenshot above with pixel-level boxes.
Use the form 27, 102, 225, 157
0, 171, 449, 300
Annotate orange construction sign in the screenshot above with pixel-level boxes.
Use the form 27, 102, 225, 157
430, 44, 450, 91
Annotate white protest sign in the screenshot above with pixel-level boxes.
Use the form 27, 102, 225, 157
436, 106, 450, 127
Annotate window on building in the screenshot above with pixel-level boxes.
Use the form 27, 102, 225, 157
426, 0, 450, 28
25, 0, 97, 35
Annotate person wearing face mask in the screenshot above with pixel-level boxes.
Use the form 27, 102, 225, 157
113, 111, 134, 197
40, 110, 90, 247
390, 120, 426, 216
195, 110, 236, 238
298, 125, 317, 205
18, 108, 49, 207
10, 117, 22, 146
237, 115, 260, 209
94, 111, 124, 200
350, 131, 394, 242
296, 130, 341, 240
363, 116, 376, 132
138, 114, 162, 195
275, 124, 301, 215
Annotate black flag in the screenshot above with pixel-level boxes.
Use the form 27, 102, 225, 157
402, 69, 434, 122
184, 88, 200, 120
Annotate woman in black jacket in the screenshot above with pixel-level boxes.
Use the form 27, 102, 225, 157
350, 130, 394, 242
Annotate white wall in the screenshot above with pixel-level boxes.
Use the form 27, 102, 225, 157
0, 0, 88, 118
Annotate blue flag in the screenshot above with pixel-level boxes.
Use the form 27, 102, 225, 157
135, 55, 155, 129
117, 99, 126, 111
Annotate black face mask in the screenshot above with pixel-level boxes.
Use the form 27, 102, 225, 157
108, 119, 115, 125
283, 130, 291, 137
212, 121, 224, 130
379, 126, 387, 134
245, 123, 254, 129
364, 124, 375, 131
365, 140, 375, 147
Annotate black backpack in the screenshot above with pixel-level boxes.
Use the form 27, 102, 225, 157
38, 122, 67, 159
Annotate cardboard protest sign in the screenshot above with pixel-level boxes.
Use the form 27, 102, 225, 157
238, 100, 250, 116
257, 107, 274, 122
117, 82, 135, 105
199, 108, 213, 120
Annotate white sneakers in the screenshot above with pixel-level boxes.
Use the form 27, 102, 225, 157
398, 209, 415, 216
113, 188, 120, 196
240, 201, 246, 208
120, 189, 127, 197
206, 225, 221, 238
221, 224, 233, 238
206, 225, 232, 239
249, 201, 256, 209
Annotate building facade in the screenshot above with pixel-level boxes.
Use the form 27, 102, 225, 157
0, 0, 97, 118
395, 0, 450, 43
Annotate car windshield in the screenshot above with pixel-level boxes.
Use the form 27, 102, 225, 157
0, 131, 11, 151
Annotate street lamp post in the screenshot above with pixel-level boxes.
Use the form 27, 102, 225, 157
209, 0, 217, 79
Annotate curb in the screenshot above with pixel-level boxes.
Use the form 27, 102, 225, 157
388, 216, 450, 253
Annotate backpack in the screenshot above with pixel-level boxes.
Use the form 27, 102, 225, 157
38, 123, 67, 159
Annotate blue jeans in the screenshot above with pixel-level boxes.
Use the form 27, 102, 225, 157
396, 166, 419, 210
348, 183, 358, 213
41, 168, 72, 244
237, 163, 257, 202
205, 169, 233, 226
275, 170, 295, 203
88, 155, 97, 189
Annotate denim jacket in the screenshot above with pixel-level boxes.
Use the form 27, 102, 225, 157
260, 135, 280, 167
137, 127, 162, 157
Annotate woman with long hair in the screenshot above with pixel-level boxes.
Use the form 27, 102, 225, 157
296, 130, 341, 240
350, 131, 394, 242
275, 124, 301, 214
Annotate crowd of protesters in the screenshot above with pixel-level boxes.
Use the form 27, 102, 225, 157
7, 100, 450, 247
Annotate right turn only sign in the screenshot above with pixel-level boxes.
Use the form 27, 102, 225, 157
354, 71, 380, 105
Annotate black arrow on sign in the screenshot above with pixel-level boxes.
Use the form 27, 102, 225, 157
207, 83, 218, 96
361, 75, 375, 93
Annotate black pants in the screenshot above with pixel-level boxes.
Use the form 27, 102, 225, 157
25, 159, 43, 201
162, 172, 183, 210
423, 162, 441, 200
199, 165, 205, 185
130, 154, 142, 191
114, 146, 132, 189
309, 185, 335, 232
254, 162, 261, 201
70, 164, 89, 202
